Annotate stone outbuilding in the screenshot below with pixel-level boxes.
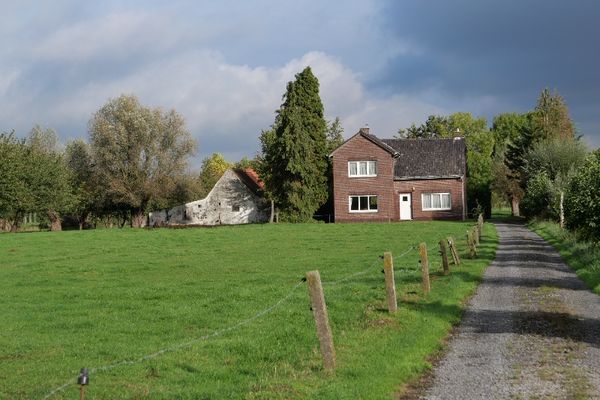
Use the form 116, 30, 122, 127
149, 168, 269, 226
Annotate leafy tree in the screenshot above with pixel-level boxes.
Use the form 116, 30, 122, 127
492, 112, 531, 216
491, 145, 524, 215
234, 156, 258, 170
521, 172, 557, 220
0, 132, 32, 231
168, 173, 204, 206
259, 67, 329, 222
89, 94, 196, 227
492, 113, 528, 151
65, 140, 96, 229
397, 115, 450, 139
464, 129, 495, 217
325, 117, 345, 153
318, 117, 346, 221
25, 126, 73, 231
565, 149, 600, 240
498, 89, 577, 217
399, 112, 494, 217
522, 138, 587, 225
0, 127, 72, 231
257, 127, 277, 222
198, 153, 232, 197
531, 88, 575, 140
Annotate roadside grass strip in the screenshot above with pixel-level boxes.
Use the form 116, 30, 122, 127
528, 219, 600, 294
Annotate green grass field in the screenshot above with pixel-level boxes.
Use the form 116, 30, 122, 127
1, 221, 497, 399
529, 219, 600, 295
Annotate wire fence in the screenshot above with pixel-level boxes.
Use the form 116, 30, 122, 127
42, 222, 483, 399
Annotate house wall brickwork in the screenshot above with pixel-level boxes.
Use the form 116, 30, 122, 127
332, 131, 466, 222
393, 178, 465, 220
332, 134, 396, 222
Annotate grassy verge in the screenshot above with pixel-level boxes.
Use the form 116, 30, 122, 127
528, 219, 600, 295
0, 221, 497, 399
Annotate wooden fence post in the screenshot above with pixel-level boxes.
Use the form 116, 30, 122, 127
383, 252, 397, 313
477, 214, 484, 240
467, 230, 477, 258
447, 237, 461, 266
418, 243, 431, 295
473, 226, 480, 247
439, 239, 450, 275
306, 270, 336, 371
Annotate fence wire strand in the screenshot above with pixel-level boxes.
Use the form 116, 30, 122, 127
42, 240, 441, 399
42, 280, 305, 400
325, 244, 416, 285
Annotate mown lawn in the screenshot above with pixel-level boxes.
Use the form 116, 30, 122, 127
0, 221, 497, 399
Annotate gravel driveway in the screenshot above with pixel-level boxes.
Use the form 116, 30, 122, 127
421, 222, 600, 399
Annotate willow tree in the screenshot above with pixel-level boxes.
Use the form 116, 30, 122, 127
259, 67, 328, 222
89, 95, 196, 227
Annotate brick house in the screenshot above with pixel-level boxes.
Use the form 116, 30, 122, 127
330, 127, 467, 222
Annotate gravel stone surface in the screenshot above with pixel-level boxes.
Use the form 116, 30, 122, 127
421, 222, 600, 399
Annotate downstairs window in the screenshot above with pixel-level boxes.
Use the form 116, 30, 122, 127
349, 195, 378, 212
422, 193, 451, 211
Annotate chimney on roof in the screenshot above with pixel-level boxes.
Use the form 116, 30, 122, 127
359, 124, 370, 134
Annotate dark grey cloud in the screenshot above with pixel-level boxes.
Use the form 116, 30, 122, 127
1, 0, 598, 167
376, 0, 600, 144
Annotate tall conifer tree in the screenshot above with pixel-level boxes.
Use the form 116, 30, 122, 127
260, 67, 328, 222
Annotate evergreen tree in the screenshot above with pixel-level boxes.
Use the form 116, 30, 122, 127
259, 67, 328, 222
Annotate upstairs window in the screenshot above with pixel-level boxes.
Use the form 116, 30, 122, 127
422, 193, 451, 211
349, 195, 378, 213
348, 161, 377, 177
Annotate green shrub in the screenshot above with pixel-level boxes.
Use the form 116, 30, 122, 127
565, 149, 600, 240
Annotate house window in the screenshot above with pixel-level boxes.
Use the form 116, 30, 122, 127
349, 195, 378, 213
232, 205, 240, 212
348, 161, 377, 177
422, 193, 451, 211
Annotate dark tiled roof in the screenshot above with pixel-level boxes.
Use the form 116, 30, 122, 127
381, 137, 466, 180
329, 127, 399, 157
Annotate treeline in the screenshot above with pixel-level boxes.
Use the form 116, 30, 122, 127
0, 96, 202, 231
1, 68, 598, 239
0, 70, 342, 231
398, 88, 598, 240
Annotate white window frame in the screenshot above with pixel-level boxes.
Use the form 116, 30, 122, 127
348, 161, 377, 177
422, 192, 451, 211
349, 195, 378, 213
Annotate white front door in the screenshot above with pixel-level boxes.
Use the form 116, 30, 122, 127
399, 193, 412, 220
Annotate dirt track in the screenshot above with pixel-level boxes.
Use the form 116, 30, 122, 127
421, 222, 600, 399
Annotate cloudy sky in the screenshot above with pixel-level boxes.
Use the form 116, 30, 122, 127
2, 1, 598, 168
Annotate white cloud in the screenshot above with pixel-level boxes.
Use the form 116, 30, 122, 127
32, 12, 177, 62
1, 46, 457, 164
